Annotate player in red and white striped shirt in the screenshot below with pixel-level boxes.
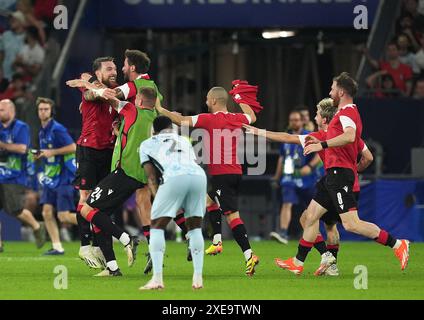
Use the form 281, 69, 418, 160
156, 86, 260, 276
276, 73, 410, 276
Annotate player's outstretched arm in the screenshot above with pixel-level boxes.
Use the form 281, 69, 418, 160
143, 162, 159, 198
239, 103, 257, 124
243, 124, 301, 144
155, 105, 193, 127
66, 79, 99, 90
357, 146, 374, 173
84, 87, 117, 103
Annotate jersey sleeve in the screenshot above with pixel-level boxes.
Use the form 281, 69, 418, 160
117, 101, 136, 117
139, 141, 151, 165
117, 81, 137, 100
298, 135, 307, 148
191, 113, 211, 129
54, 126, 74, 148
298, 131, 324, 148
340, 108, 358, 131
14, 124, 30, 147
238, 113, 251, 125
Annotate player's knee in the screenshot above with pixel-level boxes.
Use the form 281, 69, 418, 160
299, 211, 307, 228
186, 217, 202, 230
42, 209, 54, 220
226, 211, 239, 223
57, 213, 68, 223
79, 190, 90, 203
304, 211, 316, 227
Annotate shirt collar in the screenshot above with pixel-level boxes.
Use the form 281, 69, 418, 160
136, 74, 150, 80
42, 119, 54, 132
340, 103, 356, 110
213, 111, 228, 115
2, 119, 16, 130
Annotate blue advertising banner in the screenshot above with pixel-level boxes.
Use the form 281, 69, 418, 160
95, 0, 380, 28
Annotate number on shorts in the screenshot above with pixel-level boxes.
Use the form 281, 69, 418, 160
91, 187, 103, 202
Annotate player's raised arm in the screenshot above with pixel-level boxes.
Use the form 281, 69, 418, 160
66, 79, 99, 91
155, 105, 193, 127
83, 87, 117, 103
239, 103, 257, 124
243, 124, 301, 144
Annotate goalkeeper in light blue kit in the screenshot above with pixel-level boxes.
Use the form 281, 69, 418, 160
139, 116, 206, 291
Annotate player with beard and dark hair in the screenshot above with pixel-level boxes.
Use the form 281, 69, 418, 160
68, 50, 175, 274
71, 57, 119, 269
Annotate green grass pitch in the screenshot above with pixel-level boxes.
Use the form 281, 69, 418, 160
0, 241, 423, 300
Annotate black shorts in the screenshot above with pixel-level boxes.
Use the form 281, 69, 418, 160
321, 192, 360, 226
208, 174, 241, 215
74, 145, 113, 190
313, 167, 357, 216
0, 184, 26, 216
87, 168, 144, 212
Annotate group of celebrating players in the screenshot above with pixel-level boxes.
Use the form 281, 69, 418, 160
0, 47, 411, 291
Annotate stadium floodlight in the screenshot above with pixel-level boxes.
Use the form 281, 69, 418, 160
262, 30, 296, 39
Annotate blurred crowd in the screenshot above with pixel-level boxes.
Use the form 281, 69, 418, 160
0, 0, 58, 115
364, 0, 424, 99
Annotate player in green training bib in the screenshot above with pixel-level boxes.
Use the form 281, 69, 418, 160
78, 87, 159, 276
110, 92, 157, 184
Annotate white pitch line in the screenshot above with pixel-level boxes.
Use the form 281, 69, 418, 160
0, 257, 81, 262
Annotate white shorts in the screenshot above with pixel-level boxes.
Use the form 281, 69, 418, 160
151, 173, 207, 220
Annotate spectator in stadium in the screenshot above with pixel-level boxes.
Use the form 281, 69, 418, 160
270, 111, 321, 244
397, 13, 422, 51
413, 78, 424, 98
403, 0, 424, 31
13, 26, 45, 80
364, 43, 413, 96
0, 69, 9, 93
0, 99, 46, 249
397, 33, 421, 74
0, 11, 27, 81
419, 0, 424, 15
366, 70, 402, 98
35, 97, 78, 255
414, 35, 424, 74
16, 0, 46, 45
0, 0, 17, 10
296, 106, 315, 131
0, 73, 26, 102
33, 0, 58, 25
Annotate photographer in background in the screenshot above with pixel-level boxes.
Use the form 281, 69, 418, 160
0, 99, 45, 251
35, 97, 78, 255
